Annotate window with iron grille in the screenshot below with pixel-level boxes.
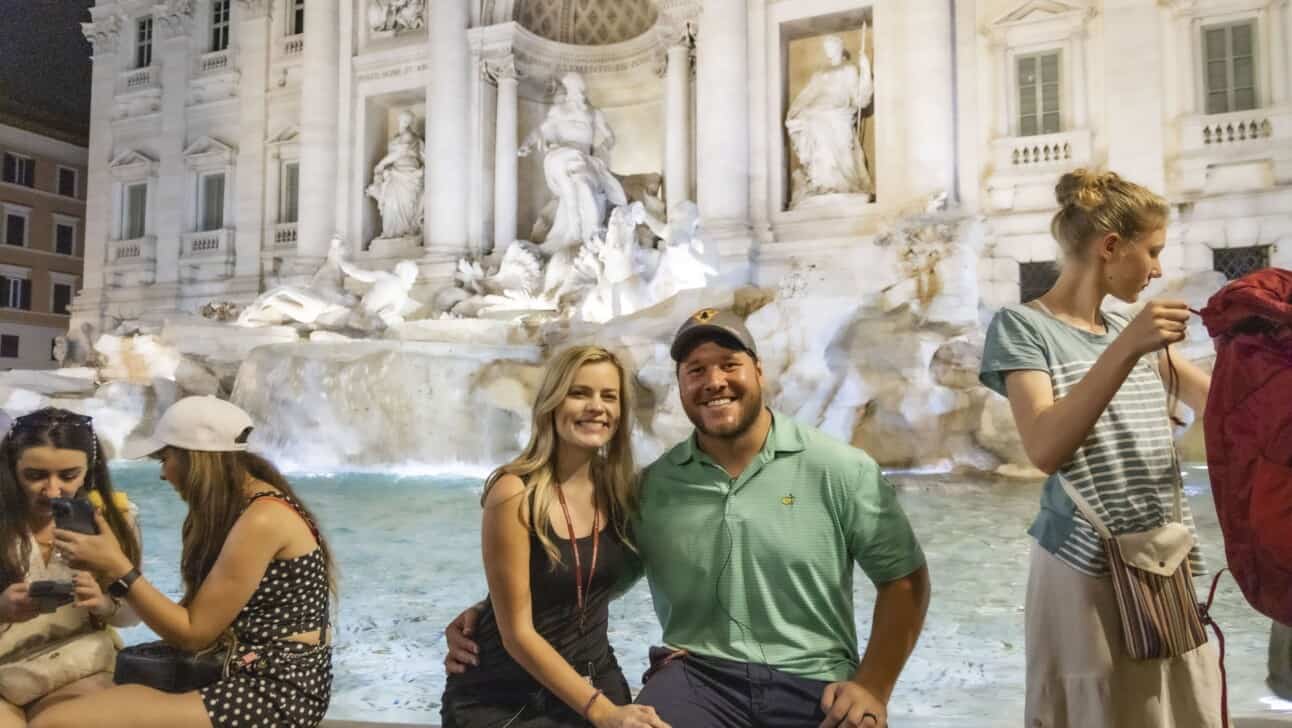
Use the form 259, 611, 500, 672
1019, 261, 1060, 303
1213, 244, 1270, 281
0, 335, 17, 358
3, 153, 35, 187
1017, 51, 1061, 136
136, 17, 153, 68
1203, 20, 1258, 114
211, 0, 230, 51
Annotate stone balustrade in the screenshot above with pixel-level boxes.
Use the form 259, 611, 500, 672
181, 229, 235, 259
991, 128, 1093, 172
118, 66, 160, 94
197, 48, 233, 75
1178, 107, 1289, 155
280, 34, 305, 57
273, 222, 299, 247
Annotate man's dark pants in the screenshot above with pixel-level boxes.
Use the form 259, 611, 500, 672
636, 653, 831, 727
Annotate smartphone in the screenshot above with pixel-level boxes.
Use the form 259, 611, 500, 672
28, 580, 76, 613
51, 497, 98, 535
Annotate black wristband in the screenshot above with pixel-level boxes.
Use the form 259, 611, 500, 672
107, 568, 141, 599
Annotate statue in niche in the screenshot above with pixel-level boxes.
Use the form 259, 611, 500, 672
367, 0, 424, 33
367, 110, 425, 242
786, 32, 875, 207
519, 72, 628, 252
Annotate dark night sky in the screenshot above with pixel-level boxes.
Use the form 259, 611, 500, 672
0, 0, 94, 140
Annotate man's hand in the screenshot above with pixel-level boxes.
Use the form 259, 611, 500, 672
819, 681, 886, 728
443, 604, 483, 674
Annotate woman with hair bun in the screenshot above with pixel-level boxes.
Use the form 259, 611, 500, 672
979, 169, 1222, 726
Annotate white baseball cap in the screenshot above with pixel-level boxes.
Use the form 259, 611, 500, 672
122, 396, 255, 459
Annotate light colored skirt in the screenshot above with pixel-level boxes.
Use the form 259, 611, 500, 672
1025, 543, 1226, 728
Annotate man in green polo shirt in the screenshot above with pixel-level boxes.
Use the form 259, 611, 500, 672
446, 308, 930, 727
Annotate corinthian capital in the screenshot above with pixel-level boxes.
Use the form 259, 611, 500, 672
153, 0, 196, 39
82, 12, 125, 56
482, 53, 521, 84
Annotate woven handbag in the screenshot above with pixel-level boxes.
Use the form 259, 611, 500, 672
1057, 465, 1207, 660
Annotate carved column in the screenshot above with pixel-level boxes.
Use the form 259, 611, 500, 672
486, 55, 520, 250
153, 1, 195, 294
77, 11, 125, 324
664, 25, 695, 207
898, 0, 955, 202
1104, 0, 1166, 191
424, 0, 471, 263
297, 0, 340, 262
694, 0, 749, 236
234, 0, 272, 283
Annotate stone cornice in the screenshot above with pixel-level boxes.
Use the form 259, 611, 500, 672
469, 20, 664, 83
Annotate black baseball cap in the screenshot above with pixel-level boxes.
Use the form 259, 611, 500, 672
670, 308, 758, 362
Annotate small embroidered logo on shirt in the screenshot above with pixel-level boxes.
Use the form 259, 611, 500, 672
781, 494, 796, 506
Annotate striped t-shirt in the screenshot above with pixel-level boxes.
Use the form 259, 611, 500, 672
980, 304, 1206, 577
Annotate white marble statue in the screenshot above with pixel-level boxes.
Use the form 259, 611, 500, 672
367, 110, 426, 241
368, 0, 423, 33
519, 73, 628, 251
338, 258, 420, 329
786, 33, 875, 206
237, 239, 357, 328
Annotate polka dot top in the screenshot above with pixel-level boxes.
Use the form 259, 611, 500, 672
231, 493, 331, 643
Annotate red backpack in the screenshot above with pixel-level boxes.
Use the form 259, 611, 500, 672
1200, 267, 1292, 625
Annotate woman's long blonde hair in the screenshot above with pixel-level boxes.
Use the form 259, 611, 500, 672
482, 346, 638, 566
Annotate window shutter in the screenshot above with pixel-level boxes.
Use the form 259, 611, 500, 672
19, 279, 31, 310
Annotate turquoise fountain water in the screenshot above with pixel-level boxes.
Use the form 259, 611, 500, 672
109, 462, 1281, 726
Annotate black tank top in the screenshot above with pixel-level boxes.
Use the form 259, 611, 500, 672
446, 518, 634, 696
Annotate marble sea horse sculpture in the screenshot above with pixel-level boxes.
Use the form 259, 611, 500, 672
236, 238, 356, 329
786, 31, 875, 206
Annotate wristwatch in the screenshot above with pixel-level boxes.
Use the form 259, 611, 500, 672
107, 568, 141, 599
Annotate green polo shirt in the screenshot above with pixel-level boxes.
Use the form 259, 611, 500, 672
634, 411, 926, 682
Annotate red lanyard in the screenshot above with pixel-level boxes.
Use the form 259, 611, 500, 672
554, 484, 600, 633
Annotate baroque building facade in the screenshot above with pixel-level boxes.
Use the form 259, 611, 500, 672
72, 0, 1292, 336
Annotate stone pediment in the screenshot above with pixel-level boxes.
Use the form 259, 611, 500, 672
108, 149, 159, 179
267, 125, 300, 146
993, 0, 1087, 26
986, 0, 1094, 44
183, 136, 236, 168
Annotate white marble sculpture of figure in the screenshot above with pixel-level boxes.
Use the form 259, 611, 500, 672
642, 200, 718, 303
368, 0, 423, 32
367, 110, 425, 240
237, 239, 356, 328
338, 258, 420, 329
519, 73, 628, 252
785, 33, 874, 205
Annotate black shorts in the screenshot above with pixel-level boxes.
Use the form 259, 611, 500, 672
635, 652, 832, 728
441, 666, 632, 728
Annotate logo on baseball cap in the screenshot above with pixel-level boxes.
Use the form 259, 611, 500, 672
670, 308, 758, 362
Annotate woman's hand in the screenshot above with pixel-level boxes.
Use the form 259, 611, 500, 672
591, 704, 671, 728
1116, 299, 1190, 359
54, 511, 133, 581
0, 582, 39, 624
72, 570, 116, 617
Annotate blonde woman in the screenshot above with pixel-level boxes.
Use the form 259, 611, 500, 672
35, 396, 336, 728
441, 346, 668, 728
0, 409, 142, 727
979, 170, 1221, 726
